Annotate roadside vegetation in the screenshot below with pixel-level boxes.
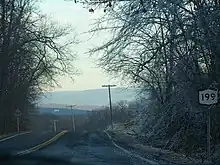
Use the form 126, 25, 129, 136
79, 0, 220, 162
0, 0, 78, 134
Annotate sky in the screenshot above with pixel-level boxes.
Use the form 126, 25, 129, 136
39, 0, 120, 91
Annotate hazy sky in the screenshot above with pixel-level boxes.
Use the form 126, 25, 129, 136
40, 0, 119, 91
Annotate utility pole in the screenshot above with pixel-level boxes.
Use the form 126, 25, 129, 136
67, 105, 76, 132
102, 84, 116, 130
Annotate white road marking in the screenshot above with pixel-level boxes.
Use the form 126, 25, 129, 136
0, 131, 31, 142
104, 131, 159, 165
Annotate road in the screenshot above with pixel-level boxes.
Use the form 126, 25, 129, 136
0, 131, 57, 154
0, 131, 181, 165
33, 131, 150, 165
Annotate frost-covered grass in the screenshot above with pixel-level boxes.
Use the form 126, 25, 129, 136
106, 123, 211, 165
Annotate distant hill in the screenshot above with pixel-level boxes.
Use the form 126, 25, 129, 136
39, 88, 138, 106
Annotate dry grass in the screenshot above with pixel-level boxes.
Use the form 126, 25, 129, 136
107, 124, 211, 165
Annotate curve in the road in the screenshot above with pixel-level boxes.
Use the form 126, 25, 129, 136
16, 130, 68, 155
34, 131, 160, 165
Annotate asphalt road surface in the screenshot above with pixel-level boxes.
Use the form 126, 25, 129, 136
0, 131, 184, 165
0, 131, 57, 154
32, 131, 177, 165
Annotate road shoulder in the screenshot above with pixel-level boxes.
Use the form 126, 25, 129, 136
105, 130, 211, 165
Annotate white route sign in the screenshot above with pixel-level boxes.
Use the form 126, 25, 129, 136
14, 109, 22, 117
199, 89, 218, 105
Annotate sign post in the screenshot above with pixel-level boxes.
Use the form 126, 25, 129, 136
199, 89, 218, 160
207, 106, 211, 160
14, 109, 22, 133
53, 120, 58, 132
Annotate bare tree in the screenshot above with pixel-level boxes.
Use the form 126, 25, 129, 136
0, 0, 78, 133
80, 0, 220, 156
